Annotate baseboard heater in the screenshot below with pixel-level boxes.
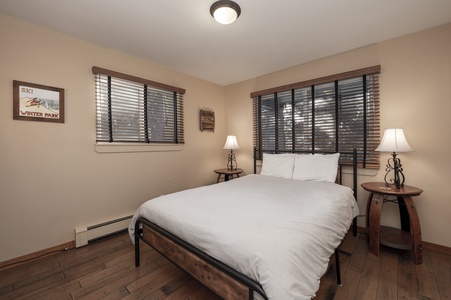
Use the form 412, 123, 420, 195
75, 215, 133, 248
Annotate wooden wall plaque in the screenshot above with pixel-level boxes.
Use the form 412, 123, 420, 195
200, 109, 215, 132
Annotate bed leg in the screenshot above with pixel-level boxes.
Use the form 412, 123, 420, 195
353, 217, 357, 236
135, 232, 140, 267
334, 248, 342, 286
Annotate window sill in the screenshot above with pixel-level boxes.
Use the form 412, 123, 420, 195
342, 165, 378, 176
95, 143, 183, 153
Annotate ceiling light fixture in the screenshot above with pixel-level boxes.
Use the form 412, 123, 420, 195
210, 0, 241, 25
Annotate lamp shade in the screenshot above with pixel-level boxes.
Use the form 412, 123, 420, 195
375, 128, 413, 153
223, 135, 240, 150
210, 0, 241, 25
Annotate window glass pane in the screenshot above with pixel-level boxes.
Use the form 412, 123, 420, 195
253, 72, 380, 168
147, 88, 175, 142
95, 72, 184, 144
260, 94, 276, 150
293, 87, 312, 152
110, 77, 145, 142
277, 91, 293, 151
314, 82, 336, 152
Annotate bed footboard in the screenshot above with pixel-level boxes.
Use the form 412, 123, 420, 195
135, 217, 267, 300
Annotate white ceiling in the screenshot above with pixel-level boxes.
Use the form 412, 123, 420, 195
1, 0, 451, 86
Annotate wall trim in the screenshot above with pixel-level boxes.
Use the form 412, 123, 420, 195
422, 241, 451, 256
355, 226, 451, 256
95, 142, 183, 153
0, 241, 75, 271
2, 228, 450, 271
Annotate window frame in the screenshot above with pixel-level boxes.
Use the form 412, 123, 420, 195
93, 67, 185, 153
251, 66, 381, 168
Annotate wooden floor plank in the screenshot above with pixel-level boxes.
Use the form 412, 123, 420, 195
348, 235, 371, 273
160, 271, 193, 296
0, 255, 60, 286
19, 281, 81, 300
2, 271, 67, 300
73, 258, 162, 299
77, 261, 127, 289
62, 239, 131, 272
397, 251, 420, 300
314, 250, 352, 299
429, 251, 449, 267
355, 258, 380, 299
0, 283, 13, 295
446, 254, 451, 268
103, 244, 154, 269
377, 249, 398, 300
64, 262, 107, 282
1, 231, 449, 300
162, 277, 205, 299
313, 260, 338, 299
186, 284, 222, 300
125, 263, 179, 294
334, 268, 361, 300
99, 286, 130, 300
432, 262, 451, 299
123, 266, 183, 300
340, 231, 359, 255
337, 249, 352, 276
416, 250, 441, 300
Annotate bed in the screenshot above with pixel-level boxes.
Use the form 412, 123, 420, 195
129, 149, 359, 299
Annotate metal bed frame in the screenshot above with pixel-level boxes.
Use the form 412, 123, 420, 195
134, 149, 358, 299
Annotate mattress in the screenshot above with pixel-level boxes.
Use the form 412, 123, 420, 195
129, 174, 359, 299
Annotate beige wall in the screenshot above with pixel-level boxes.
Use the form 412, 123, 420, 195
226, 23, 451, 248
0, 14, 227, 262
1, 13, 450, 263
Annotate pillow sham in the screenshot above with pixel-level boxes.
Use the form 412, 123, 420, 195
260, 153, 294, 179
292, 153, 340, 182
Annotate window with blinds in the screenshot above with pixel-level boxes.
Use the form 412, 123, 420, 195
93, 67, 185, 144
252, 66, 380, 168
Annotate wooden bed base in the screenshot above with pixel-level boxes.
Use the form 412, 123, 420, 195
134, 149, 358, 299
135, 217, 267, 299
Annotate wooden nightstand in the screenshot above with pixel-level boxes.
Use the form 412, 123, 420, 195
362, 182, 423, 264
214, 168, 243, 183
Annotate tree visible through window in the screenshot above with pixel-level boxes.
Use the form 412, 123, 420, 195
252, 66, 380, 168
93, 67, 185, 144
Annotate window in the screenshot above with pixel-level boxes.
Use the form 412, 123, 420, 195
93, 67, 185, 144
252, 66, 380, 168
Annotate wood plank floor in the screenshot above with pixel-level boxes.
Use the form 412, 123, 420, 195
1, 231, 450, 299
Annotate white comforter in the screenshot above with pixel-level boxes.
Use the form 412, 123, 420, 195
129, 174, 359, 299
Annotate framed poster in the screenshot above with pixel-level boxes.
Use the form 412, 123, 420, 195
13, 80, 65, 123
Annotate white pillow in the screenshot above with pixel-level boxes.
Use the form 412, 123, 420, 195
260, 153, 294, 179
292, 153, 340, 182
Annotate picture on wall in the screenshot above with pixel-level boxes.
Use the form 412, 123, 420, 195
13, 80, 65, 123
199, 109, 215, 132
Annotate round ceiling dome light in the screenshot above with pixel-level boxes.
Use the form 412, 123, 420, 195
210, 0, 241, 25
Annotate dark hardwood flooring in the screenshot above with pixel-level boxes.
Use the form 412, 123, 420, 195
1, 231, 450, 299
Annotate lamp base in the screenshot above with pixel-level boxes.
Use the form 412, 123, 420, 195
383, 152, 406, 189
226, 150, 238, 171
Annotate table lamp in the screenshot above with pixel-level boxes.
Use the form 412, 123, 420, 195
375, 128, 413, 188
223, 135, 239, 170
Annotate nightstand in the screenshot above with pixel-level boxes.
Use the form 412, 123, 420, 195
362, 182, 423, 264
214, 168, 243, 183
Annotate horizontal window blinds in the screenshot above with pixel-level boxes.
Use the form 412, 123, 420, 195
253, 66, 380, 168
93, 67, 184, 144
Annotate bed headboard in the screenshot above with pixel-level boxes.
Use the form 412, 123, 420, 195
253, 148, 358, 235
